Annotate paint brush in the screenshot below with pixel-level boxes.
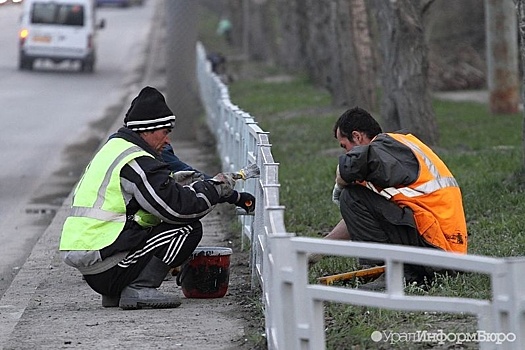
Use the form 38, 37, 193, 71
231, 163, 260, 180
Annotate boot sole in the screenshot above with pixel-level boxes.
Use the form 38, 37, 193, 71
119, 299, 182, 310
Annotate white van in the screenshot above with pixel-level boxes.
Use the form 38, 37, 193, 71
18, 0, 105, 72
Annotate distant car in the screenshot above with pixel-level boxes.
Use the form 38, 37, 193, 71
0, 0, 23, 5
95, 0, 130, 7
18, 0, 105, 72
95, 0, 143, 7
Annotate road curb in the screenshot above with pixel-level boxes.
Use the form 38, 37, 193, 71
0, 1, 162, 347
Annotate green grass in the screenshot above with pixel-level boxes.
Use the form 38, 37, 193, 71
228, 70, 525, 349
196, 3, 525, 349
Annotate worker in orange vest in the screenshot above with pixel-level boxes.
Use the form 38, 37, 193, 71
326, 106, 467, 285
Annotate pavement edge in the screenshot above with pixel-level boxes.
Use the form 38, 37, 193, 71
0, 1, 163, 347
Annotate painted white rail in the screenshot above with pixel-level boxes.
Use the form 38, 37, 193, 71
195, 41, 525, 350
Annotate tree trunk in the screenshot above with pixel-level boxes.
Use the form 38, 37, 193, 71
247, 0, 276, 61
275, 0, 305, 71
485, 0, 519, 114
227, 0, 244, 48
285, 0, 376, 109
516, 0, 525, 169
347, 0, 376, 109
303, 0, 332, 88
371, 0, 438, 145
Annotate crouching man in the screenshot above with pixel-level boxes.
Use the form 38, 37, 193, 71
59, 86, 254, 309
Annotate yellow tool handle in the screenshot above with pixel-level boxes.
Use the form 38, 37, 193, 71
318, 265, 386, 285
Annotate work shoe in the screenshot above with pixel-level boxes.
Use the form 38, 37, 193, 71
119, 256, 182, 310
308, 253, 324, 265
357, 273, 386, 291
357, 258, 384, 268
119, 287, 181, 310
357, 271, 432, 292
101, 295, 120, 308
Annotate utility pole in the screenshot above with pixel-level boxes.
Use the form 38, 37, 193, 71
242, 0, 250, 60
485, 0, 519, 114
165, 0, 200, 140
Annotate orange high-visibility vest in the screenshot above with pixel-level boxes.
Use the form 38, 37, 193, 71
368, 133, 467, 254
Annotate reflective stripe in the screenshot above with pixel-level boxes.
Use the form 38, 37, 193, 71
128, 159, 213, 220
69, 145, 143, 222
400, 138, 441, 179
379, 176, 459, 199
93, 145, 144, 208
69, 206, 126, 223
118, 225, 192, 267
376, 135, 459, 199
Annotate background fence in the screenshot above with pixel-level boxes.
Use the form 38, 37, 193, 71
195, 41, 525, 350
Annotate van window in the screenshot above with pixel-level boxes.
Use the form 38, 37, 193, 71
31, 3, 85, 26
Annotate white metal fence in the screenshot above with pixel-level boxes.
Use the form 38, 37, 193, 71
195, 42, 525, 350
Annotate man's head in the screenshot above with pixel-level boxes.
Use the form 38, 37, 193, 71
333, 106, 382, 152
124, 86, 176, 153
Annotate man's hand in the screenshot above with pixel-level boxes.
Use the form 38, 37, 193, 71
210, 173, 236, 197
235, 192, 256, 213
335, 164, 348, 187
332, 183, 343, 206
219, 191, 256, 213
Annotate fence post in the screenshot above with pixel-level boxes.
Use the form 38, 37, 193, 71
267, 236, 295, 350
491, 258, 525, 349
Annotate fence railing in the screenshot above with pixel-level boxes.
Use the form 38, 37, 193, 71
195, 42, 525, 350
267, 237, 525, 350
196, 43, 290, 291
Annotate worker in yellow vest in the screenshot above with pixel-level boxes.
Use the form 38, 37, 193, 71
60, 86, 255, 309
323, 106, 467, 286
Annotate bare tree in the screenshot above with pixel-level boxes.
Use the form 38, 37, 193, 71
227, 0, 244, 48
274, 0, 306, 71
328, 0, 376, 108
516, 0, 525, 168
273, 0, 376, 109
246, 0, 276, 61
486, 0, 519, 114
302, 0, 332, 89
371, 0, 438, 145
347, 0, 376, 109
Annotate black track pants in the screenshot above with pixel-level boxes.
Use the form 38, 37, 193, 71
339, 184, 438, 281
84, 221, 203, 296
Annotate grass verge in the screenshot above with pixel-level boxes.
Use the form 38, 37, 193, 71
197, 3, 525, 349
227, 67, 524, 349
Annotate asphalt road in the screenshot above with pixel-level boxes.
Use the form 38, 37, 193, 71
0, 1, 156, 296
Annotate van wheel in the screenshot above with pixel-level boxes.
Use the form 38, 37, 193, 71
81, 60, 94, 73
19, 57, 33, 71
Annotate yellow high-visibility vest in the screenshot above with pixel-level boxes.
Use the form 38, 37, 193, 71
59, 138, 152, 250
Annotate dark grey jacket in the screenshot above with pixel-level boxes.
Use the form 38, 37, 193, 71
338, 132, 419, 189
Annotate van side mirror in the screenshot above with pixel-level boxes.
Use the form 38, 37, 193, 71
97, 19, 106, 29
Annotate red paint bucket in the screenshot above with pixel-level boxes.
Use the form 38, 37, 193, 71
178, 246, 232, 299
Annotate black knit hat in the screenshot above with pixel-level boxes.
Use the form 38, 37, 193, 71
124, 86, 176, 132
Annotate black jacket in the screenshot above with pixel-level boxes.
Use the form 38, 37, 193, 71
116, 127, 220, 224
61, 127, 223, 275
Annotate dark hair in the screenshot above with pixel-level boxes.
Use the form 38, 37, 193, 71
333, 106, 382, 140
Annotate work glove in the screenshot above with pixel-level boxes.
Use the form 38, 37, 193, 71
172, 170, 203, 185
335, 164, 348, 187
332, 183, 343, 206
235, 192, 256, 213
220, 191, 256, 214
209, 173, 236, 197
